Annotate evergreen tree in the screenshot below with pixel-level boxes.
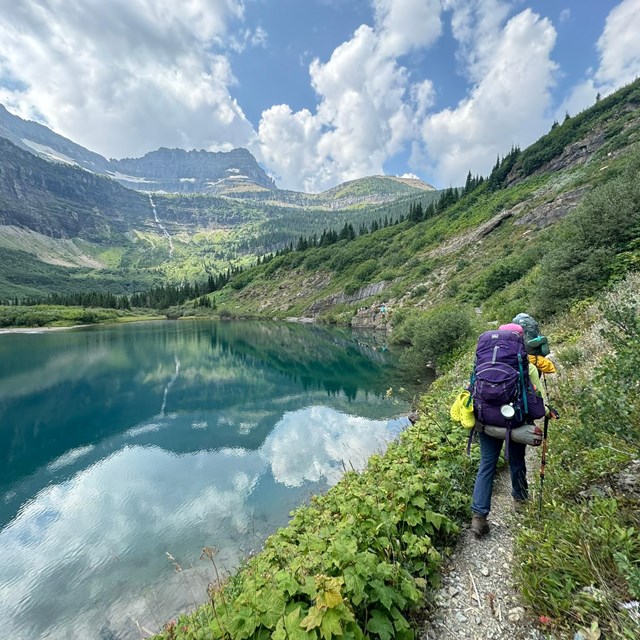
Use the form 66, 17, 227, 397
464, 171, 473, 194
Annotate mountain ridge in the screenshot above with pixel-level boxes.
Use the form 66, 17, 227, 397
0, 103, 436, 198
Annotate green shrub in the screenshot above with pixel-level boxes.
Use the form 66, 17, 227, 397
264, 255, 286, 276
392, 305, 476, 371
328, 251, 357, 274
377, 268, 399, 281
465, 249, 538, 304
0, 305, 117, 327
229, 271, 254, 290
580, 293, 640, 453
409, 285, 428, 299
556, 345, 583, 368
533, 152, 640, 316
79, 310, 98, 323
352, 259, 378, 283
343, 280, 361, 296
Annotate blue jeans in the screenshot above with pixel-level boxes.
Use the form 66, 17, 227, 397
471, 432, 528, 516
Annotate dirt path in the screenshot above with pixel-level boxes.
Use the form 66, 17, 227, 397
420, 451, 544, 640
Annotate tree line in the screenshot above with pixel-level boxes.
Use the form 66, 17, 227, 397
4, 267, 244, 310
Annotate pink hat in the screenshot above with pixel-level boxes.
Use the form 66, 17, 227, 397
499, 323, 524, 336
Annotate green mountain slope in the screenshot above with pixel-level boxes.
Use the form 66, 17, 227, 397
209, 79, 640, 329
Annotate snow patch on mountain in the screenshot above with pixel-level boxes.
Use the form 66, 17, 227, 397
105, 171, 156, 184
20, 139, 80, 166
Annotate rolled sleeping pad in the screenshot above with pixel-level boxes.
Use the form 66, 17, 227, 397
474, 422, 543, 446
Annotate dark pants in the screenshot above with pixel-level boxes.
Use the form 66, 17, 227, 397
471, 432, 528, 516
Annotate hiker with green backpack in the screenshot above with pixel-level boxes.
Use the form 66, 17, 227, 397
462, 315, 554, 538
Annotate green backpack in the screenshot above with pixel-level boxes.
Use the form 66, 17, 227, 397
526, 335, 550, 357
512, 313, 550, 356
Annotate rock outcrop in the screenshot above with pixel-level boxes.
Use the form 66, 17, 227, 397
428, 209, 516, 259
350, 303, 391, 330
307, 282, 389, 317
514, 186, 590, 229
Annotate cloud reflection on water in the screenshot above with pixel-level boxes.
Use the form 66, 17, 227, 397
264, 406, 405, 487
0, 405, 408, 639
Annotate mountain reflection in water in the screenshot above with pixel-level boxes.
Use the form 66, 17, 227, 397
0, 319, 424, 640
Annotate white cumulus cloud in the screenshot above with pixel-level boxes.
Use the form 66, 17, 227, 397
257, 1, 444, 192
262, 406, 403, 487
595, 0, 640, 87
414, 4, 558, 186
374, 0, 443, 57
557, 0, 640, 120
0, 0, 257, 158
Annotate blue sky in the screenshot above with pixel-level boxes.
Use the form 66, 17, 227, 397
0, 1, 639, 192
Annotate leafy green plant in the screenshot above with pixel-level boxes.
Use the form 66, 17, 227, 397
151, 377, 474, 640
343, 281, 361, 296
352, 259, 379, 283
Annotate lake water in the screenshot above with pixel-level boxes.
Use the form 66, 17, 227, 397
0, 320, 419, 640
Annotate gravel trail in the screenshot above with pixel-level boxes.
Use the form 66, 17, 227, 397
420, 450, 545, 640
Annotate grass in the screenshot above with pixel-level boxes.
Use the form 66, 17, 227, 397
115, 314, 167, 323
513, 273, 640, 638
0, 304, 166, 328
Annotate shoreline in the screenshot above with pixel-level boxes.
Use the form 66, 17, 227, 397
0, 324, 91, 335
0, 315, 167, 335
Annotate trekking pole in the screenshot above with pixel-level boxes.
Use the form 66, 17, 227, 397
538, 405, 559, 515
542, 371, 551, 407
538, 413, 550, 515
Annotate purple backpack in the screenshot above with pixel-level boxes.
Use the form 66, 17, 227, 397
468, 330, 545, 454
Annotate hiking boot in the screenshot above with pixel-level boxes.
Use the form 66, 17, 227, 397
513, 498, 528, 513
471, 514, 490, 538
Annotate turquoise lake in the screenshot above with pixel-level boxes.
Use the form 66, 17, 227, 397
0, 320, 421, 640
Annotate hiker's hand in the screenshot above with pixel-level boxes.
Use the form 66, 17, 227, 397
547, 407, 560, 419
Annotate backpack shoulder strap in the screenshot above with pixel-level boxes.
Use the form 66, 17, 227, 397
517, 352, 528, 415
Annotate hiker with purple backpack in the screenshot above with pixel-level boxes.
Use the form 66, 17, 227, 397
466, 317, 552, 538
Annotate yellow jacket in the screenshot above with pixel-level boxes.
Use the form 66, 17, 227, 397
528, 354, 557, 374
